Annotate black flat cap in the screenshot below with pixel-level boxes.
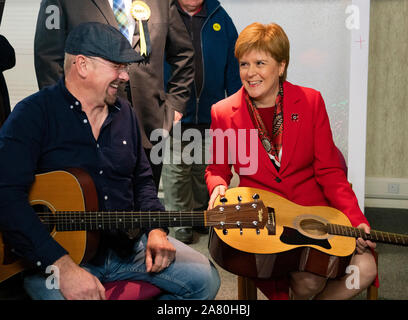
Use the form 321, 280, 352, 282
65, 22, 143, 64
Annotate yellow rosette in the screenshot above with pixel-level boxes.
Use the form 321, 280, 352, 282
131, 1, 151, 57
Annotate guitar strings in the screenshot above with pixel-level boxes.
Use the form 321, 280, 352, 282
35, 211, 252, 222
35, 212, 242, 226
34, 214, 407, 244
35, 211, 257, 229
328, 223, 407, 244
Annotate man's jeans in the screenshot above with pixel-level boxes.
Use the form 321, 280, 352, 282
23, 234, 220, 300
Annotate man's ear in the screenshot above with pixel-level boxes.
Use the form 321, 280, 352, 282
74, 55, 90, 78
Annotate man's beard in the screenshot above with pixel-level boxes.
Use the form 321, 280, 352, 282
104, 81, 121, 105
104, 92, 117, 105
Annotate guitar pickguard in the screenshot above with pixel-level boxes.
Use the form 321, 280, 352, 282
280, 226, 332, 249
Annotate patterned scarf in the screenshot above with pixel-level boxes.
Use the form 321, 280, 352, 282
245, 83, 284, 168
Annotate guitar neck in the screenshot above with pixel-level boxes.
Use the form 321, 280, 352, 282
39, 211, 206, 231
327, 224, 408, 246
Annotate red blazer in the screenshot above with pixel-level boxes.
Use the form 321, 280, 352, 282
205, 81, 369, 227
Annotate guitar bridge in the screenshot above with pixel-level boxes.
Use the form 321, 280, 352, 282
266, 207, 276, 235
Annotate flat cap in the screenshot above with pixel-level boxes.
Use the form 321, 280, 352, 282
65, 22, 143, 64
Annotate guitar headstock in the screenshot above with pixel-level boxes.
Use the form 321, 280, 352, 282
205, 195, 268, 235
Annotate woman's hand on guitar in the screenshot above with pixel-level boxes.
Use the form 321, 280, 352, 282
54, 254, 106, 300
208, 185, 227, 210
356, 223, 377, 254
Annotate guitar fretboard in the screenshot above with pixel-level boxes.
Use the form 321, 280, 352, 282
327, 224, 408, 246
38, 211, 206, 231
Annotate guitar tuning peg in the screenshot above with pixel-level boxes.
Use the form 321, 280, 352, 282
251, 194, 260, 208
220, 221, 227, 234
252, 221, 260, 235
219, 197, 228, 212
236, 221, 243, 235
252, 194, 259, 201
235, 196, 242, 210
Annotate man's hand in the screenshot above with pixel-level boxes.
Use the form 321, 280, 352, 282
145, 229, 176, 273
53, 255, 106, 300
355, 223, 377, 254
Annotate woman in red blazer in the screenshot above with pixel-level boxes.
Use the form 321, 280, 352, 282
205, 22, 377, 299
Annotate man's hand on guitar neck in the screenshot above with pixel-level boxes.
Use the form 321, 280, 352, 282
53, 255, 106, 300
356, 223, 377, 254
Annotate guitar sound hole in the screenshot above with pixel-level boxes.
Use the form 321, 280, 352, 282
32, 204, 55, 233
299, 219, 328, 237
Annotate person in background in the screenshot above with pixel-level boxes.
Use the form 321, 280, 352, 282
0, 34, 15, 127
34, 0, 195, 190
0, 22, 219, 300
162, 0, 241, 244
205, 22, 377, 299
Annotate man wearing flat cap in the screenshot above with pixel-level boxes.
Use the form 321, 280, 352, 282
0, 22, 219, 300
34, 0, 195, 190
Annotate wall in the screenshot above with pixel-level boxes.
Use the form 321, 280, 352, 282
365, 0, 408, 208
0, 0, 6, 24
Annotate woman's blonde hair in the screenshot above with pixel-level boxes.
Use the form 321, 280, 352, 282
235, 22, 290, 81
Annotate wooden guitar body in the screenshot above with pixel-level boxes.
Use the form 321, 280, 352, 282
0, 169, 99, 283
208, 187, 355, 279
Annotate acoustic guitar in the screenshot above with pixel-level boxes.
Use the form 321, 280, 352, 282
208, 187, 408, 279
0, 169, 268, 283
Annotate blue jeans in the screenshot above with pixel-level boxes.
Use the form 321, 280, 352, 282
23, 234, 220, 300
